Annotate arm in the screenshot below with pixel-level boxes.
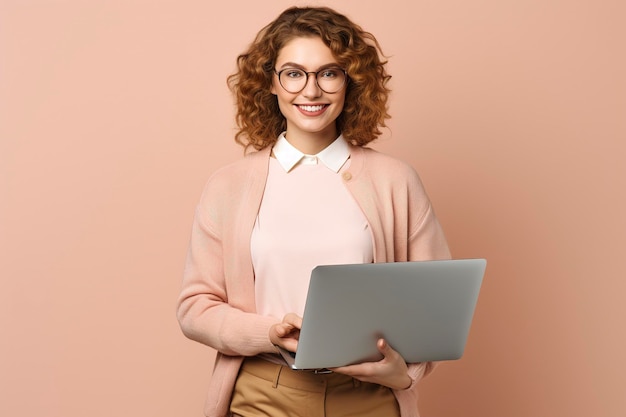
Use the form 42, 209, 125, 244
389, 190, 451, 390
391, 180, 451, 412
176, 206, 279, 356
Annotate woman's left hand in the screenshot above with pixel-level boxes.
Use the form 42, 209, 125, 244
330, 338, 412, 390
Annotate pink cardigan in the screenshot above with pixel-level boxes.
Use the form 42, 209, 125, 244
177, 145, 451, 417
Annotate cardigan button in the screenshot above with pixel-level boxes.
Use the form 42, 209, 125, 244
342, 172, 352, 181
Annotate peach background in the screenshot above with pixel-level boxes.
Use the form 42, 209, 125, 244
1, 0, 624, 416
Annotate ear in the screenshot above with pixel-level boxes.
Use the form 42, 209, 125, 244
270, 80, 278, 95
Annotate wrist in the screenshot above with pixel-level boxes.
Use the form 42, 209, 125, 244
399, 374, 412, 390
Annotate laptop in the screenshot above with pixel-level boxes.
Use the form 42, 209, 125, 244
277, 258, 486, 370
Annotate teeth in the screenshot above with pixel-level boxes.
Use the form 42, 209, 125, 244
299, 105, 325, 112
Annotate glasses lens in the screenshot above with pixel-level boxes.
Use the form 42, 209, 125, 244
279, 69, 307, 93
317, 68, 345, 93
279, 68, 345, 93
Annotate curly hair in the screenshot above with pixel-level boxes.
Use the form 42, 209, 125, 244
227, 6, 391, 151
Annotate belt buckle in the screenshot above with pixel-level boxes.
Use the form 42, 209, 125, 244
313, 368, 333, 374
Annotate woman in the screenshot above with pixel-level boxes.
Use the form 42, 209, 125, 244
177, 6, 450, 417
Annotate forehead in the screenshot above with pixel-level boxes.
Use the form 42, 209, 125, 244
275, 36, 338, 68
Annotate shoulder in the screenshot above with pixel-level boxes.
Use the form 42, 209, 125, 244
196, 148, 270, 217
361, 147, 415, 170
202, 148, 269, 194
352, 146, 423, 186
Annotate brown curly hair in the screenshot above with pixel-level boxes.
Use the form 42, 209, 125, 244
227, 6, 391, 151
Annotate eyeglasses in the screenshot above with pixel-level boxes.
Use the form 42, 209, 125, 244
273, 67, 347, 94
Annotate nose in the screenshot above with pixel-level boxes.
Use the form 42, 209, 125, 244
301, 73, 322, 98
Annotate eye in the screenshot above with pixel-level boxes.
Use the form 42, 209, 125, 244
320, 69, 341, 79
284, 69, 305, 79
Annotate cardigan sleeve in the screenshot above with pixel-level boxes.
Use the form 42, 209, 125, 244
401, 157, 451, 262
393, 361, 438, 416
176, 167, 279, 357
408, 202, 451, 262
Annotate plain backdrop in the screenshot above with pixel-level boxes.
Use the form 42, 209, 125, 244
1, 0, 624, 416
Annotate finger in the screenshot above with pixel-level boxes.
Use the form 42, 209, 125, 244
278, 322, 299, 337
275, 324, 289, 337
330, 361, 371, 377
283, 313, 303, 329
282, 339, 299, 352
378, 338, 404, 364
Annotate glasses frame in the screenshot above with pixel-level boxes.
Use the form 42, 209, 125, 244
273, 67, 348, 94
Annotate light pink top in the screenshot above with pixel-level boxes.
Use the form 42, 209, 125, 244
251, 134, 373, 318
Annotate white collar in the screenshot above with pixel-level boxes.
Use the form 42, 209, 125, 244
272, 132, 351, 173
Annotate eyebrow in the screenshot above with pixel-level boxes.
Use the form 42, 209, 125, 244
277, 62, 342, 71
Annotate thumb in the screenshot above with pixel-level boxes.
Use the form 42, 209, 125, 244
378, 338, 392, 356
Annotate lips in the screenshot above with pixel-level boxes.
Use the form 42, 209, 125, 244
296, 104, 329, 115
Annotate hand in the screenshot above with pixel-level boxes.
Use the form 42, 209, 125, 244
269, 313, 302, 353
330, 338, 412, 390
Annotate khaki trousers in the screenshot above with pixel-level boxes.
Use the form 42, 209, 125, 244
229, 356, 400, 417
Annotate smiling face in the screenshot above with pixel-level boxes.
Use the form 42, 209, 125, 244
271, 36, 347, 154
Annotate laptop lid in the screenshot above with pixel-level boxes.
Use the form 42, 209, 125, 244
280, 259, 486, 370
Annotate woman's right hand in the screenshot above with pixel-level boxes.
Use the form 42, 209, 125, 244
269, 313, 302, 353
